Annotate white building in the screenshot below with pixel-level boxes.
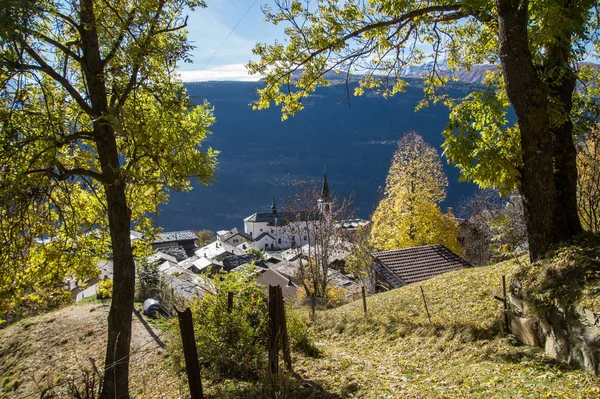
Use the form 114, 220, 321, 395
243, 173, 332, 250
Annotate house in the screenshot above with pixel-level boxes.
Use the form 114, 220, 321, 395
216, 227, 254, 247
371, 244, 471, 291
255, 268, 301, 302
194, 240, 246, 261
152, 230, 197, 250
243, 173, 332, 250
157, 260, 212, 298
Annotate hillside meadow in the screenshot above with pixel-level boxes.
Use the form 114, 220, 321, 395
1, 258, 599, 398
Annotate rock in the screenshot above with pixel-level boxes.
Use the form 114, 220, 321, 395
508, 278, 600, 376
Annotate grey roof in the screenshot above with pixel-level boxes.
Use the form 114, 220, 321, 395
372, 244, 471, 287
148, 252, 178, 264
244, 210, 322, 225
158, 261, 212, 298
254, 232, 275, 242
266, 259, 303, 278
153, 230, 197, 244
157, 246, 189, 262
222, 254, 256, 271
219, 227, 254, 243
194, 240, 246, 259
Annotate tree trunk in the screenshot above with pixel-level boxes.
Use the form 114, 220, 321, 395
496, 0, 558, 261
545, 38, 584, 240
80, 1, 136, 397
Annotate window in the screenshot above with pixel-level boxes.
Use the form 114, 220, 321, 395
260, 228, 263, 232
303, 235, 307, 241
265, 243, 268, 249
249, 232, 252, 237
278, 238, 281, 244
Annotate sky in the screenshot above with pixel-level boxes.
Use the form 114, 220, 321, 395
178, 0, 284, 82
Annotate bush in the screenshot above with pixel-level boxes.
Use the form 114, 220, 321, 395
189, 272, 268, 380
136, 261, 161, 299
286, 308, 321, 357
97, 278, 112, 299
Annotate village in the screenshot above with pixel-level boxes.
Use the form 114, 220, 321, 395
72, 173, 473, 307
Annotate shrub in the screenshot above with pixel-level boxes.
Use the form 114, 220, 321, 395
286, 307, 321, 357
189, 271, 268, 380
97, 278, 113, 299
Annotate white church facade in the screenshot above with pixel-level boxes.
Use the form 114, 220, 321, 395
243, 173, 332, 250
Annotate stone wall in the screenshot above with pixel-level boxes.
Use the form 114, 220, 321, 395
508, 279, 600, 376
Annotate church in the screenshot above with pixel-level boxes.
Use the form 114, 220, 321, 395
243, 173, 332, 250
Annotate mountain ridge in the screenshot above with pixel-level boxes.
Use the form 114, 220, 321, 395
158, 79, 481, 232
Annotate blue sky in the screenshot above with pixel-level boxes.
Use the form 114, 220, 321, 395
178, 0, 284, 81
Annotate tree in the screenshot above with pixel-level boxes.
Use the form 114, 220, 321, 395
577, 124, 600, 232
345, 224, 377, 293
284, 180, 354, 299
457, 189, 528, 265
0, 1, 216, 397
370, 132, 462, 254
247, 0, 600, 261
195, 229, 215, 247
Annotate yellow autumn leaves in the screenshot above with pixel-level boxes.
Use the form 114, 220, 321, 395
370, 132, 463, 255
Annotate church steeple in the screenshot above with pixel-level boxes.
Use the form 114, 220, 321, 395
271, 196, 277, 214
318, 170, 331, 214
320, 170, 330, 202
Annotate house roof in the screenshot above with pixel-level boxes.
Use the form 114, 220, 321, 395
244, 210, 322, 225
153, 230, 197, 244
255, 268, 300, 302
194, 240, 246, 259
372, 244, 471, 287
218, 227, 254, 243
156, 246, 189, 262
254, 232, 275, 242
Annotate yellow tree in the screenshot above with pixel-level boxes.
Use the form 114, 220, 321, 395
370, 132, 462, 255
578, 125, 600, 232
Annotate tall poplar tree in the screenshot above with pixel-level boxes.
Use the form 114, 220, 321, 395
0, 1, 216, 397
247, 0, 600, 261
370, 132, 462, 254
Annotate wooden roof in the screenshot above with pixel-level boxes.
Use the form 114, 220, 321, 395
372, 244, 471, 287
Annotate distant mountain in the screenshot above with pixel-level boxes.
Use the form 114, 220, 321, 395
158, 79, 481, 232
402, 62, 497, 84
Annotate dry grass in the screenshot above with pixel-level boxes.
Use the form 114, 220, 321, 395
0, 301, 183, 398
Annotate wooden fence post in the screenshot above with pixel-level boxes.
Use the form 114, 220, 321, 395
362, 286, 368, 316
493, 275, 510, 335
420, 286, 432, 325
227, 291, 234, 314
268, 285, 279, 378
175, 307, 203, 399
277, 286, 293, 372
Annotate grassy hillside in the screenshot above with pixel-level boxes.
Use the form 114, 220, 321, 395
2, 259, 599, 398
293, 258, 600, 398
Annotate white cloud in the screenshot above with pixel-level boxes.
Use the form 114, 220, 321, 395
178, 64, 262, 82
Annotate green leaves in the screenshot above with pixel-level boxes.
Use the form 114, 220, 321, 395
0, 0, 216, 321
442, 71, 521, 194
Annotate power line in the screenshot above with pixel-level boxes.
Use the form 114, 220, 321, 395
202, 0, 259, 69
